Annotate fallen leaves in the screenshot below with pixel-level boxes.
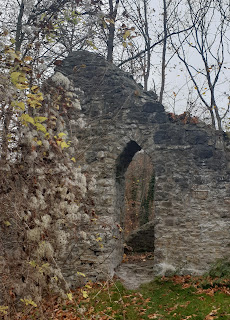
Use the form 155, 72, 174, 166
204, 308, 220, 320
148, 313, 160, 319
14, 276, 230, 320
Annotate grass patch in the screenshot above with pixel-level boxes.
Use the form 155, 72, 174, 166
14, 276, 230, 319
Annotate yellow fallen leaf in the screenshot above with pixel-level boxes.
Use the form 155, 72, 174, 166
77, 272, 86, 277
67, 293, 73, 301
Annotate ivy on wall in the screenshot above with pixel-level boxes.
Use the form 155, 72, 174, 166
140, 172, 155, 226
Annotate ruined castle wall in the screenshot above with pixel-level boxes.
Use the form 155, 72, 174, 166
56, 50, 230, 276
2, 50, 229, 309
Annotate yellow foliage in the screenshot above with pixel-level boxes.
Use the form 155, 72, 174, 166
36, 140, 42, 146
29, 260, 37, 267
27, 92, 44, 108
123, 30, 131, 40
77, 271, 86, 277
58, 132, 66, 138
20, 114, 35, 125
11, 100, 25, 110
67, 293, 73, 301
4, 221, 11, 227
34, 116, 47, 123
81, 290, 89, 299
27, 92, 43, 101
20, 299, 37, 307
10, 71, 28, 89
35, 123, 47, 134
17, 101, 25, 110
38, 263, 50, 273
57, 140, 70, 149
86, 40, 98, 50
0, 306, 8, 315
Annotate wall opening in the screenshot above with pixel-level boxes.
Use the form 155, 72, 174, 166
124, 150, 155, 237
116, 141, 155, 254
116, 141, 141, 224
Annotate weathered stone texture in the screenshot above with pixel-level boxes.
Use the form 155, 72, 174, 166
125, 221, 155, 252
55, 50, 230, 277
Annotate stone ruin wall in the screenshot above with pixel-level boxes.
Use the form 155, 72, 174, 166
56, 50, 230, 277
0, 50, 230, 306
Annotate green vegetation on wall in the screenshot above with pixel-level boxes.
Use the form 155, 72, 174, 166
140, 171, 155, 226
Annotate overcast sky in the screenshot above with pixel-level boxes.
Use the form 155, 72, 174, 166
146, 0, 230, 127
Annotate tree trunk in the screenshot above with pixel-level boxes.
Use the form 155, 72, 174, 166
107, 0, 119, 62
15, 1, 24, 52
159, 0, 167, 103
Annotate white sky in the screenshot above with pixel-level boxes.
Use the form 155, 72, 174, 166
146, 0, 230, 127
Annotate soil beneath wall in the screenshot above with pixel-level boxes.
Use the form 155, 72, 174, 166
114, 253, 156, 290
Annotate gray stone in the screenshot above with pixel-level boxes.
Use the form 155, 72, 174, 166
125, 221, 155, 252
142, 101, 164, 113
186, 130, 209, 145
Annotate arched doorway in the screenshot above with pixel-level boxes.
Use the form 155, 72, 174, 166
115, 141, 155, 255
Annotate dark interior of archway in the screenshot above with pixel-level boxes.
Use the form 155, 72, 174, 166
116, 141, 142, 182
115, 141, 155, 254
124, 151, 155, 237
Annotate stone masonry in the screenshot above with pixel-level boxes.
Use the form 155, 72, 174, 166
56, 50, 230, 278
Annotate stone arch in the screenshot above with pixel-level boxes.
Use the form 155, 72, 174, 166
115, 140, 156, 253
115, 140, 142, 224
55, 50, 230, 280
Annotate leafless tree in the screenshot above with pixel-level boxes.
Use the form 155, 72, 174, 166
170, 0, 230, 129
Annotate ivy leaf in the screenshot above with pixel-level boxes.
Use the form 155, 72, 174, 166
31, 85, 39, 92
11, 72, 28, 89
58, 132, 66, 138
11, 100, 25, 110
20, 114, 35, 125
17, 101, 25, 110
10, 72, 21, 85
35, 123, 47, 133
34, 116, 47, 123
27, 93, 43, 101
27, 92, 44, 108
16, 83, 29, 89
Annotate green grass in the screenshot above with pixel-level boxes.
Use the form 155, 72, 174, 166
78, 277, 230, 320
14, 276, 230, 319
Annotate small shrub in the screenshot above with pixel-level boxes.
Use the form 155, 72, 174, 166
208, 259, 230, 278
